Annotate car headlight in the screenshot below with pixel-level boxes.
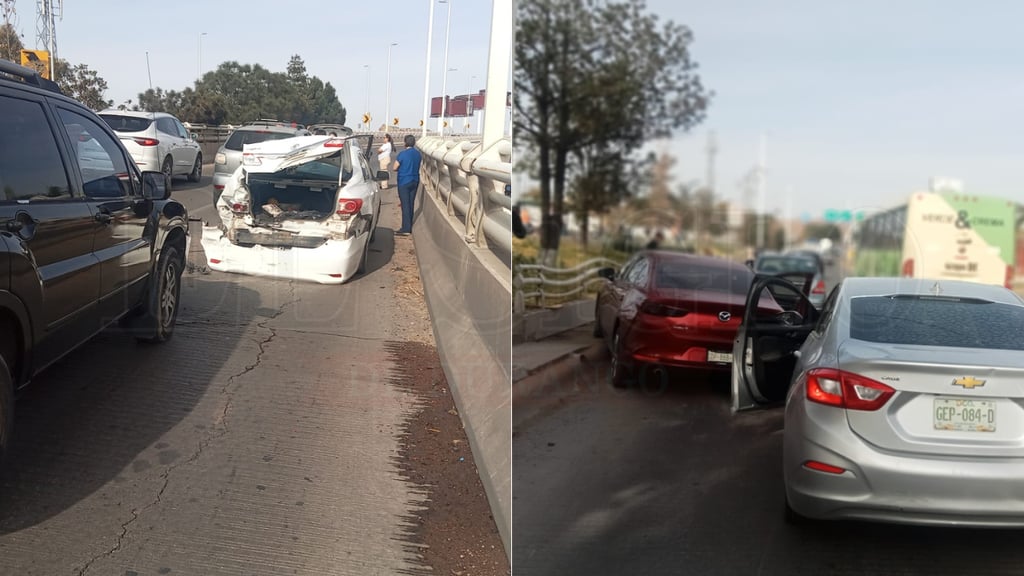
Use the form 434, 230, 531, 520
215, 153, 226, 165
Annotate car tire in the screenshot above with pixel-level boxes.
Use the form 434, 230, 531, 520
592, 301, 604, 338
162, 157, 174, 191
188, 154, 202, 182
610, 330, 633, 388
0, 354, 13, 466
131, 245, 183, 343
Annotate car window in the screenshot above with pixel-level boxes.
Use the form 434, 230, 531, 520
656, 262, 753, 295
0, 95, 72, 202
626, 257, 650, 287
850, 296, 1024, 350
156, 117, 177, 136
225, 130, 298, 151
174, 119, 189, 139
99, 114, 153, 133
58, 108, 133, 198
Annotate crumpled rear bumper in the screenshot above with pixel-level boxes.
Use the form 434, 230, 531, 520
199, 225, 365, 285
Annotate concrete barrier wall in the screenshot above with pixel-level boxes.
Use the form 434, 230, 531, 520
411, 185, 512, 558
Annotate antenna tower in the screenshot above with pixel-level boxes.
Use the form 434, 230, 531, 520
35, 0, 61, 79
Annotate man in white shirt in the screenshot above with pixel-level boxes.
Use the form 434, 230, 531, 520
377, 134, 394, 189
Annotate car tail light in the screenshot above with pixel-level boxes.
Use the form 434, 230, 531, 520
811, 279, 826, 295
806, 368, 895, 411
803, 460, 846, 475
336, 198, 363, 217
901, 258, 914, 277
324, 138, 345, 148
133, 137, 159, 146
640, 301, 689, 317
215, 153, 226, 165
230, 202, 249, 214
214, 185, 224, 190
209, 259, 222, 264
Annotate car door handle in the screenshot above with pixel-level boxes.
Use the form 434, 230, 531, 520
95, 212, 113, 224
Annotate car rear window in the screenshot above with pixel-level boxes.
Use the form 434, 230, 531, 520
655, 263, 753, 295
850, 296, 1024, 350
99, 115, 152, 132
225, 130, 298, 151
756, 256, 817, 274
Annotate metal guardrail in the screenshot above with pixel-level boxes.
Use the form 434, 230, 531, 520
418, 136, 512, 263
513, 257, 622, 312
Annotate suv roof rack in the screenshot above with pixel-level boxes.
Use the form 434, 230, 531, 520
0, 60, 63, 95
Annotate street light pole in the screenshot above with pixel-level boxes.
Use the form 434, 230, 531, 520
438, 0, 453, 136
385, 42, 398, 133
363, 64, 371, 130
422, 0, 437, 138
198, 32, 207, 80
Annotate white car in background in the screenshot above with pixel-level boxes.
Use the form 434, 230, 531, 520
201, 134, 386, 284
98, 110, 202, 188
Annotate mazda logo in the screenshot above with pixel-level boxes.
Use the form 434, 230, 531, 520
718, 311, 731, 322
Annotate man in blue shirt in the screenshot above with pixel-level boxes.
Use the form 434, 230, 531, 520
392, 134, 423, 235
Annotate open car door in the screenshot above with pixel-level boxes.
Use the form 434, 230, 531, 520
731, 274, 818, 412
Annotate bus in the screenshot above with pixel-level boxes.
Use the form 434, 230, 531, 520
853, 191, 1019, 288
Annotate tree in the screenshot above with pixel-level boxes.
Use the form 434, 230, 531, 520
802, 222, 842, 243
286, 54, 307, 85
515, 0, 711, 264
144, 58, 347, 125
0, 21, 22, 63
54, 59, 113, 111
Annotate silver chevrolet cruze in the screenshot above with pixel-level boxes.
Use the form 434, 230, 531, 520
733, 275, 1024, 526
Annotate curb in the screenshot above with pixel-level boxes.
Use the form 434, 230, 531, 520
512, 339, 609, 429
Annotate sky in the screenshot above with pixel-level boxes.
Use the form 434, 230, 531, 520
624, 0, 1024, 220
7, 0, 500, 131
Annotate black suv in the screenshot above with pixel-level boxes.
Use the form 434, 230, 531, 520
0, 61, 189, 460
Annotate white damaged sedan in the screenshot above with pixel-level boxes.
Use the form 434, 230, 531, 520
201, 134, 386, 284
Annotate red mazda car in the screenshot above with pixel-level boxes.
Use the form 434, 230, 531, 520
594, 251, 758, 387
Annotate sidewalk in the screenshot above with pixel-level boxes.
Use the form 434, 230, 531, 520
512, 319, 609, 428
512, 323, 601, 383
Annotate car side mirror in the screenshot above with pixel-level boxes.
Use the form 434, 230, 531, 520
190, 132, 199, 141
376, 170, 390, 181
597, 267, 616, 280
142, 171, 171, 200
745, 259, 754, 269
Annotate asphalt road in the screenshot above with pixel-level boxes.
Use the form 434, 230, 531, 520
0, 170, 436, 575
512, 353, 1024, 575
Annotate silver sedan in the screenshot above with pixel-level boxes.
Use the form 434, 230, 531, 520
733, 275, 1024, 526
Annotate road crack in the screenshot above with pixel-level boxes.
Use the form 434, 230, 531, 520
76, 281, 301, 575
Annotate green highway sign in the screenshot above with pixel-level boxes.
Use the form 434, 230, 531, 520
823, 209, 866, 223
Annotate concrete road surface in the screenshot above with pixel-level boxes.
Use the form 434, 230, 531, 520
514, 357, 1024, 576
0, 171, 437, 575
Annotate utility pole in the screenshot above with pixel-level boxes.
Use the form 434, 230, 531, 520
756, 133, 767, 250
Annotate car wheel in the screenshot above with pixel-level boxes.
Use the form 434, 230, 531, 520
132, 245, 183, 343
162, 157, 174, 191
188, 154, 202, 182
0, 354, 13, 466
610, 330, 633, 388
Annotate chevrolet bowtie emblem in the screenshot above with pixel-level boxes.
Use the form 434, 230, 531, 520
953, 376, 986, 389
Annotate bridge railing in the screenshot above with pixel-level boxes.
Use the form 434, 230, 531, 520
513, 258, 620, 313
418, 136, 512, 266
